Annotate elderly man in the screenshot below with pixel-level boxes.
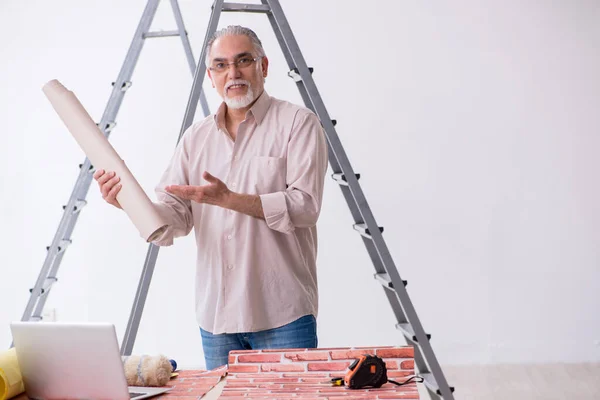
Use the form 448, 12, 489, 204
93, 25, 328, 369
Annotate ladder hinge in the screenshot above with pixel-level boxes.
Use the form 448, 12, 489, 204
288, 67, 314, 82
353, 223, 384, 239
332, 173, 360, 186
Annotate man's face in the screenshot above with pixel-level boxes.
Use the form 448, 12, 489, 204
207, 35, 268, 109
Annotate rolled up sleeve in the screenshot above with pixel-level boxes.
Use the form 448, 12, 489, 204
260, 110, 328, 234
151, 129, 195, 246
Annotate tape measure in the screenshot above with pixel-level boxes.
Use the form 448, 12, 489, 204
331, 355, 424, 390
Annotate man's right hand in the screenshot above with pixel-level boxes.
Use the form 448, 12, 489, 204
93, 169, 123, 209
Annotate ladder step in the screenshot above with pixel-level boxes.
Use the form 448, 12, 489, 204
143, 30, 181, 38
332, 172, 360, 186
112, 81, 132, 91
395, 322, 431, 343
374, 272, 407, 289
79, 163, 95, 172
29, 277, 58, 295
46, 239, 72, 254
63, 199, 88, 214
287, 67, 314, 82
222, 3, 271, 13
97, 122, 116, 133
353, 223, 384, 239
420, 372, 455, 396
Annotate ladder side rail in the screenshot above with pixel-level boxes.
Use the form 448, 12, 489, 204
120, 0, 222, 355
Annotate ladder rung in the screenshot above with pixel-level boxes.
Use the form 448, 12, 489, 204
353, 223, 384, 239
420, 372, 455, 396
332, 173, 360, 186
143, 30, 181, 38
29, 277, 58, 295
79, 163, 95, 172
112, 81, 132, 91
99, 122, 116, 133
63, 199, 88, 214
374, 272, 407, 289
46, 239, 72, 254
287, 67, 314, 82
222, 3, 271, 13
396, 322, 431, 343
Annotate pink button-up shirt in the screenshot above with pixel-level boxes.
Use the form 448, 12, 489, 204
151, 91, 328, 334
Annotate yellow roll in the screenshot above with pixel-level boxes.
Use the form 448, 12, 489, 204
0, 348, 24, 400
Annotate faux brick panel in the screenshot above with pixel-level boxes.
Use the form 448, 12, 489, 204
401, 360, 415, 369
222, 346, 419, 399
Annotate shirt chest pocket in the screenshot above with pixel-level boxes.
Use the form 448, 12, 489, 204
250, 156, 287, 194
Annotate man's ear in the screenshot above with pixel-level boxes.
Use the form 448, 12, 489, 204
261, 56, 269, 78
207, 68, 215, 88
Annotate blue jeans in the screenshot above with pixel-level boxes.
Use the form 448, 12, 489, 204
200, 314, 318, 370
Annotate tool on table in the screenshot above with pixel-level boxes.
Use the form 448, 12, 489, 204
331, 355, 424, 390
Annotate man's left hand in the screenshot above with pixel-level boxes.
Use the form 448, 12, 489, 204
165, 171, 231, 207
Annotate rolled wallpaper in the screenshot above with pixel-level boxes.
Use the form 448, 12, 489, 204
0, 348, 24, 400
42, 79, 168, 242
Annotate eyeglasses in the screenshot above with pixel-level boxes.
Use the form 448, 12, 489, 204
208, 56, 263, 73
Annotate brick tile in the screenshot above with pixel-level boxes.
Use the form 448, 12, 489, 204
330, 349, 375, 360
400, 360, 415, 369
284, 351, 330, 361
376, 347, 414, 358
261, 363, 305, 372
307, 361, 350, 371
238, 353, 283, 363
228, 364, 260, 373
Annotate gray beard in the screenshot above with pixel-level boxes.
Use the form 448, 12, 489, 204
224, 85, 255, 109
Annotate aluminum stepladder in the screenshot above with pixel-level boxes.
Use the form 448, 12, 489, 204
17, 0, 210, 341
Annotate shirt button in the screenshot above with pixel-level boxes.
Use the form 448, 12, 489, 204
227, 234, 232, 240
231, 182, 237, 188
227, 264, 234, 270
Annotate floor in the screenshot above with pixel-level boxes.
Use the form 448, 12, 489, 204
419, 363, 600, 400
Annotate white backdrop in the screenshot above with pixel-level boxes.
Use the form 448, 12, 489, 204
1, 0, 599, 369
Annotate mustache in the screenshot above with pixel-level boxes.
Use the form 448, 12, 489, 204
225, 79, 250, 91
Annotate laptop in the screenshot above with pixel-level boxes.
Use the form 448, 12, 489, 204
10, 321, 172, 400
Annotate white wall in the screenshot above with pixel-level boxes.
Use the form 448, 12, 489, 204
1, 0, 599, 369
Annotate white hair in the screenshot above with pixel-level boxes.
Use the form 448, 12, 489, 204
205, 25, 266, 66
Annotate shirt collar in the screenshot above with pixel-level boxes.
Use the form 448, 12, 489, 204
213, 90, 272, 130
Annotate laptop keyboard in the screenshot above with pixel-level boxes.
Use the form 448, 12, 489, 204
130, 392, 146, 398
